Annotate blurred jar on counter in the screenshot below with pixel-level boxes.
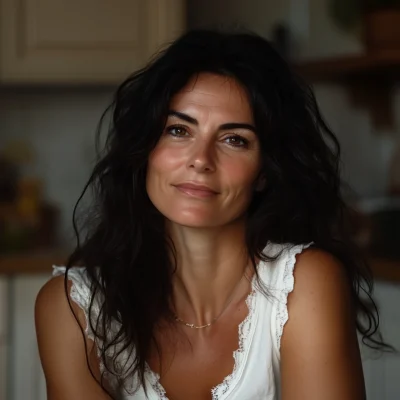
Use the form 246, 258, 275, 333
0, 139, 59, 253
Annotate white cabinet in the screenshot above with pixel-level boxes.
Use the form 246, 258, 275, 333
11, 275, 49, 400
362, 281, 400, 400
1, 274, 49, 400
0, 0, 185, 84
0, 278, 7, 400
0, 343, 6, 400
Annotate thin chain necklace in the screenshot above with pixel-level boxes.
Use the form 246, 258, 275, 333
174, 272, 246, 329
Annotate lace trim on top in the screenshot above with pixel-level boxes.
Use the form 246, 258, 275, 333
144, 364, 168, 399
52, 266, 108, 376
52, 266, 95, 336
211, 282, 259, 399
275, 243, 313, 350
144, 275, 259, 400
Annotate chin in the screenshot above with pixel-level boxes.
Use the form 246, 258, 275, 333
166, 211, 221, 229
149, 197, 248, 229
164, 206, 247, 229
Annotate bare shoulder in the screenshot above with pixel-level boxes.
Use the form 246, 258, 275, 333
279, 247, 365, 400
36, 275, 69, 315
35, 275, 111, 400
293, 247, 350, 295
284, 247, 354, 343
35, 274, 86, 331
36, 275, 71, 335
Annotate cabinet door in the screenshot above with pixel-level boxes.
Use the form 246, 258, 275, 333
12, 274, 49, 400
0, 278, 7, 400
362, 281, 400, 400
0, 0, 185, 84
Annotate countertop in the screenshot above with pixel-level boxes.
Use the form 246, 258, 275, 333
0, 250, 399, 283
369, 257, 400, 283
0, 249, 68, 275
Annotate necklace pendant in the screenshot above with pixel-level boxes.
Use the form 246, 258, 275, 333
174, 270, 246, 330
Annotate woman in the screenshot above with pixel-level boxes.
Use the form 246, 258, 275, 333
35, 29, 388, 400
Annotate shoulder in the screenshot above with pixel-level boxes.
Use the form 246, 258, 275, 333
36, 267, 91, 328
259, 242, 314, 289
35, 270, 89, 346
283, 246, 354, 336
282, 246, 352, 337
279, 248, 365, 399
36, 274, 72, 322
260, 242, 345, 288
262, 243, 347, 346
35, 271, 110, 399
292, 247, 349, 294
286, 247, 353, 332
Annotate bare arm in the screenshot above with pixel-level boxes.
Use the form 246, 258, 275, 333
280, 249, 365, 400
35, 275, 112, 400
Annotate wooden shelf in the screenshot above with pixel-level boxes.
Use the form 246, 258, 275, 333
296, 50, 400, 128
296, 50, 400, 82
0, 249, 68, 275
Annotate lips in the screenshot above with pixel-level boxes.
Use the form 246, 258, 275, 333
173, 182, 219, 198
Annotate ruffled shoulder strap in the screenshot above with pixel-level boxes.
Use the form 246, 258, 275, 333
258, 242, 313, 356
52, 266, 99, 343
52, 266, 126, 395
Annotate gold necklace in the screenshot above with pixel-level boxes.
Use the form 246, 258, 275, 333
174, 273, 246, 329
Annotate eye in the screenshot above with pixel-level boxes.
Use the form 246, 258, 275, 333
166, 125, 189, 137
225, 135, 249, 148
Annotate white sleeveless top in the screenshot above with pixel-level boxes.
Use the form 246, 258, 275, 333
53, 242, 312, 400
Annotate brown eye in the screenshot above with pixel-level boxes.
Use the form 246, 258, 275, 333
166, 126, 188, 137
225, 135, 249, 148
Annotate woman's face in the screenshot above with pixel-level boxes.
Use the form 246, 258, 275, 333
146, 73, 262, 228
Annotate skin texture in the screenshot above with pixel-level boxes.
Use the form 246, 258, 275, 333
35, 277, 112, 400
280, 249, 366, 400
35, 73, 365, 400
146, 74, 261, 230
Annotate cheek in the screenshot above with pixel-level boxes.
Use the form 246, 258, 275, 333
146, 144, 187, 205
223, 159, 260, 190
148, 145, 182, 172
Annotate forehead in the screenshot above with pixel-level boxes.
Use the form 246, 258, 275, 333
169, 73, 253, 121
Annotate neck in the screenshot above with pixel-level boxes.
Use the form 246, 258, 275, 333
167, 218, 253, 326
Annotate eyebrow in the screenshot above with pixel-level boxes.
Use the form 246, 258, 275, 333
168, 110, 256, 133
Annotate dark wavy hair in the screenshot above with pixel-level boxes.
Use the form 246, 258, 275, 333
65, 29, 391, 397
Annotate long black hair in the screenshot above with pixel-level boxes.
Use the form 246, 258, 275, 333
65, 28, 391, 396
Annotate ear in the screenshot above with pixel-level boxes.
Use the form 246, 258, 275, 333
255, 175, 266, 192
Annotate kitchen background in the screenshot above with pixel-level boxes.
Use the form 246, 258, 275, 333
0, 0, 399, 399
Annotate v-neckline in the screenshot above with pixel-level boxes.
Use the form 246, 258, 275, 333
144, 273, 260, 400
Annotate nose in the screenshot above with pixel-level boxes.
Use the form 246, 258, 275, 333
186, 139, 216, 173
